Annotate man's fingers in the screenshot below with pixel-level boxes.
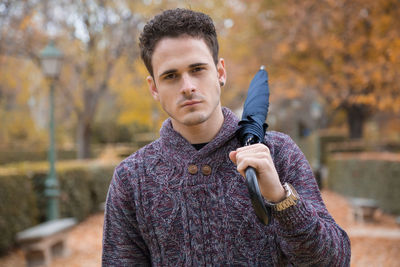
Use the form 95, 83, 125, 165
236, 157, 266, 176
236, 143, 270, 153
229, 151, 237, 164
236, 150, 269, 161
230, 144, 273, 178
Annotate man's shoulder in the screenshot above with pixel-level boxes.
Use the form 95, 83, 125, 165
265, 130, 294, 146
114, 139, 162, 181
264, 130, 307, 165
264, 130, 302, 156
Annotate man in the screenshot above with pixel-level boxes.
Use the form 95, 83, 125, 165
102, 8, 351, 266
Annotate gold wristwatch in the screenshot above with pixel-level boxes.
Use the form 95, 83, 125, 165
272, 183, 299, 211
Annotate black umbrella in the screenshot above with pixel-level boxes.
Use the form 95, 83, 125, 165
237, 66, 271, 225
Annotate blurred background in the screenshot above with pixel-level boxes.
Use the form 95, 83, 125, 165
0, 0, 399, 266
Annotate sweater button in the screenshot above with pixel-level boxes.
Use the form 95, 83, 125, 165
202, 165, 212, 176
188, 164, 198, 175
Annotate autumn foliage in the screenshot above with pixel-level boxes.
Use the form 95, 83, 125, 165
261, 0, 400, 138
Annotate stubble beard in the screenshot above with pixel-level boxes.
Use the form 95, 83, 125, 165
168, 105, 208, 127
166, 99, 221, 128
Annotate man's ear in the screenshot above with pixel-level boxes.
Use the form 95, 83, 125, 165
147, 76, 159, 101
217, 58, 226, 86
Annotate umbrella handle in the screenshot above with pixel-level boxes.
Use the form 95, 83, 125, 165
245, 166, 272, 225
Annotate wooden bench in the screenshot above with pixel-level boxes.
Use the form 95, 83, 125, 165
349, 197, 378, 222
16, 218, 77, 267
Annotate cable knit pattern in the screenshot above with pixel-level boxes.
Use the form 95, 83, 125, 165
102, 107, 351, 266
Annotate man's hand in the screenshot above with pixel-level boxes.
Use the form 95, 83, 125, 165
229, 143, 286, 203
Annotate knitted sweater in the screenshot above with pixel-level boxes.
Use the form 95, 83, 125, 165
102, 108, 350, 266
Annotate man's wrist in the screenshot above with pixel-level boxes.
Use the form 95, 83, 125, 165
265, 183, 299, 211
265, 184, 286, 203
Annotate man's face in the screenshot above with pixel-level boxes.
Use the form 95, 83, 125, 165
147, 36, 226, 131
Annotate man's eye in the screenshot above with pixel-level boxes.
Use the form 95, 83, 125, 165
192, 67, 204, 73
164, 73, 177, 80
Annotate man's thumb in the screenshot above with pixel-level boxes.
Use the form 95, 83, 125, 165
229, 151, 237, 164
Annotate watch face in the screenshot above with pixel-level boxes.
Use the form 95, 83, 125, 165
289, 184, 299, 199
274, 183, 299, 211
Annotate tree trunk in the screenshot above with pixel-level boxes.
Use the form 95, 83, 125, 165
346, 105, 367, 139
76, 118, 91, 159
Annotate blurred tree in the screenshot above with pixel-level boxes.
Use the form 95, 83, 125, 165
257, 0, 400, 139
0, 0, 148, 158
0, 56, 47, 147
51, 0, 143, 158
0, 0, 49, 147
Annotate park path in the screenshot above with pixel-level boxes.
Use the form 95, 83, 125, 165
1, 190, 399, 267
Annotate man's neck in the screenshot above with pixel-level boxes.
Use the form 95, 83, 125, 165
171, 107, 224, 144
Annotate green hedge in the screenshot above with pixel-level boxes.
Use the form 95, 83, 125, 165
318, 130, 347, 165
296, 132, 319, 170
0, 174, 39, 255
327, 140, 400, 154
0, 149, 77, 165
327, 152, 400, 215
0, 160, 118, 255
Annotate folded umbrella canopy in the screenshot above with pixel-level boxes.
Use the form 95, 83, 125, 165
237, 66, 271, 225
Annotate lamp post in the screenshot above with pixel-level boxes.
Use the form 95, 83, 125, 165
39, 40, 63, 221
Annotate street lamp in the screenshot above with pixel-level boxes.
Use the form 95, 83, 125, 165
40, 40, 63, 221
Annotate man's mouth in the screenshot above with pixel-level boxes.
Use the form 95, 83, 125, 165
181, 100, 201, 107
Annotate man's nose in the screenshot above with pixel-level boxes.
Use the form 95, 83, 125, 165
180, 73, 196, 96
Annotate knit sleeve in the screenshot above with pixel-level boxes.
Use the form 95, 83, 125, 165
102, 168, 151, 266
270, 134, 351, 266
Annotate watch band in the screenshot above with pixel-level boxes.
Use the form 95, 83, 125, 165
272, 183, 299, 212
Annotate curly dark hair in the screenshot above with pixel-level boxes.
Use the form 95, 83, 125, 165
139, 8, 219, 77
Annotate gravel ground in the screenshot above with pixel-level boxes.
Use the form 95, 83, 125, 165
1, 190, 399, 266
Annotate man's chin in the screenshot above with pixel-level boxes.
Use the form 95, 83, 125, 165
178, 111, 209, 126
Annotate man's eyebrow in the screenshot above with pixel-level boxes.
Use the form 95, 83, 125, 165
189, 62, 208, 68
